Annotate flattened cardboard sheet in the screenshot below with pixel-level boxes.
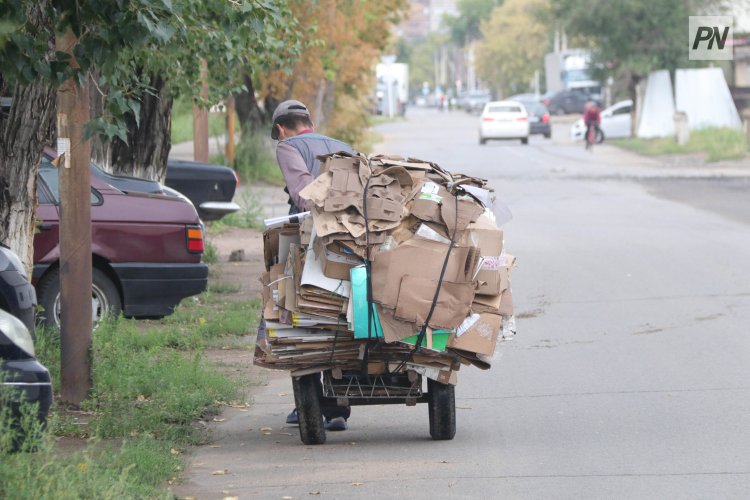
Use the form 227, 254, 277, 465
394, 276, 474, 330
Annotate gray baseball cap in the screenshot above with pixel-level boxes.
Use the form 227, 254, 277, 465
271, 100, 310, 140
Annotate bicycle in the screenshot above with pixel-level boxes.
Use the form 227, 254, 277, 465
585, 122, 598, 151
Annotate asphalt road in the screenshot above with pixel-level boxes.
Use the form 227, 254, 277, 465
178, 108, 750, 499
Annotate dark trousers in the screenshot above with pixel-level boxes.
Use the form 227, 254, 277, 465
322, 404, 351, 420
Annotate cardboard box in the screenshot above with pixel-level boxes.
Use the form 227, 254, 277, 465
394, 276, 474, 330
447, 313, 501, 356
472, 292, 502, 314
322, 247, 361, 280
467, 215, 505, 296
371, 237, 477, 308
263, 225, 300, 271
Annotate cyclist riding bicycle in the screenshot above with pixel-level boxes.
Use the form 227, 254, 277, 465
583, 101, 601, 150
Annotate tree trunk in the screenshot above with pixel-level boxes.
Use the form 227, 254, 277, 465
313, 78, 336, 132
109, 74, 173, 182
235, 72, 268, 133
0, 6, 56, 272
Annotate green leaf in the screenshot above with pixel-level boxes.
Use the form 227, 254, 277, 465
130, 100, 142, 127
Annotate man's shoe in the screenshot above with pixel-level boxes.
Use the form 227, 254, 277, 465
324, 416, 348, 431
286, 409, 299, 425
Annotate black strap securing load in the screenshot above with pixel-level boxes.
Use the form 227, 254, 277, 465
358, 158, 462, 375
393, 176, 461, 373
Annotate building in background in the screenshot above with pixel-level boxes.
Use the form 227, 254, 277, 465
395, 0, 458, 39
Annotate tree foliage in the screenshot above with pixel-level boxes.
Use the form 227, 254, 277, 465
548, 0, 712, 90
0, 0, 179, 266
258, 0, 406, 148
476, 0, 549, 96
87, 0, 297, 178
405, 33, 451, 94
0, 0, 295, 264
443, 0, 502, 46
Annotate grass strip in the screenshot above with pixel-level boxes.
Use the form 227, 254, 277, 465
1, 287, 260, 498
613, 127, 748, 162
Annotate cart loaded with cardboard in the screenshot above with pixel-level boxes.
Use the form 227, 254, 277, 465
254, 153, 516, 444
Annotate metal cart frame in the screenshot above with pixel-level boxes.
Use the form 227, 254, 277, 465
291, 369, 456, 444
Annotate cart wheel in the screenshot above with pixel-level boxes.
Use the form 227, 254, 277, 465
292, 374, 326, 445
427, 378, 456, 440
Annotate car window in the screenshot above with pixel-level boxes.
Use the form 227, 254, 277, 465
522, 102, 545, 114
612, 105, 632, 116
38, 168, 102, 206
487, 105, 522, 113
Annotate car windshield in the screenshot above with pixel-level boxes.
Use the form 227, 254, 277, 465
487, 105, 522, 113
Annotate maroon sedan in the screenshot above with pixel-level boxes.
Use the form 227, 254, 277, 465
33, 158, 208, 328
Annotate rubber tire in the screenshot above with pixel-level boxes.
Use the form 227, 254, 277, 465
521, 137, 529, 145
292, 374, 326, 445
427, 378, 456, 440
36, 267, 122, 329
479, 137, 487, 145
544, 133, 551, 139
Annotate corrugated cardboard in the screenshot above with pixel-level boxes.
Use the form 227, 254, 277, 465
299, 171, 332, 208
440, 196, 484, 233
371, 237, 476, 308
472, 292, 501, 314
447, 313, 501, 356
497, 288, 514, 316
263, 225, 300, 271
467, 215, 504, 296
394, 276, 474, 329
375, 303, 416, 343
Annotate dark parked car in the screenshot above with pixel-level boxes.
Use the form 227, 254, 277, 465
462, 90, 492, 114
165, 159, 240, 222
81, 157, 239, 222
543, 90, 600, 115
33, 158, 209, 328
0, 246, 52, 448
0, 244, 36, 335
514, 100, 551, 138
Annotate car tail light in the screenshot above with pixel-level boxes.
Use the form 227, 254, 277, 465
233, 168, 240, 189
542, 114, 550, 123
516, 116, 528, 122
186, 225, 204, 253
482, 117, 494, 122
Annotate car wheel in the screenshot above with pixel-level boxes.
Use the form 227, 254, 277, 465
479, 137, 487, 145
544, 132, 551, 139
37, 267, 122, 329
521, 137, 529, 145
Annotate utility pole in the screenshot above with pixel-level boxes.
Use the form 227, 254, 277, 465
225, 96, 235, 166
56, 29, 93, 406
193, 58, 209, 162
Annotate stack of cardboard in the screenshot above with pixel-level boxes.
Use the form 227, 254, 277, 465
254, 153, 516, 384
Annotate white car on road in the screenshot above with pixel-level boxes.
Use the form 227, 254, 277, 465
479, 100, 530, 145
570, 99, 633, 143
